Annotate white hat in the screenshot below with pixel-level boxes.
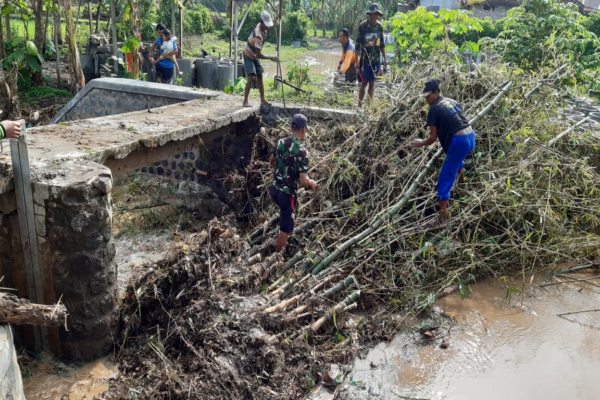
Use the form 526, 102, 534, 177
260, 11, 274, 28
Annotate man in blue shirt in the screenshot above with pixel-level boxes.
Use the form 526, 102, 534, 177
411, 79, 476, 224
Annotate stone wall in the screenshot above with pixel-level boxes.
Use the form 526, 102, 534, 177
36, 159, 117, 360
130, 116, 260, 213
0, 159, 117, 361
0, 326, 25, 400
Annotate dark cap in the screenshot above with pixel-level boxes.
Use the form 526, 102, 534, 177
367, 3, 383, 15
422, 79, 440, 96
291, 113, 309, 130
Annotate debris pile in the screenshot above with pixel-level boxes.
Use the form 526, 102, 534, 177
104, 59, 600, 399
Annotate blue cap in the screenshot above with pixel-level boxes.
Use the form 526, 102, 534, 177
291, 113, 309, 130
422, 79, 440, 96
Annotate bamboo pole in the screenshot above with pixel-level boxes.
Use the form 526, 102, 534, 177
322, 275, 356, 298
310, 81, 514, 276
310, 290, 360, 332
548, 117, 591, 146
267, 252, 303, 292
264, 293, 302, 314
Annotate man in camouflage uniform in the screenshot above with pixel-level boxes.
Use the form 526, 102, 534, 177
269, 114, 318, 252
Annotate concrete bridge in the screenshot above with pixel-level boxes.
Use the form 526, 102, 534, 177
0, 78, 353, 361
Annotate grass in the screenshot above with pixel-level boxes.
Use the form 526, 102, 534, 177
183, 32, 351, 106
182, 32, 321, 59
7, 16, 110, 47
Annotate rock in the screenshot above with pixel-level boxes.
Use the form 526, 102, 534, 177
322, 364, 343, 387
175, 181, 229, 219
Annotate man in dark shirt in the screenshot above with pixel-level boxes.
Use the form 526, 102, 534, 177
355, 3, 387, 107
268, 114, 318, 252
411, 79, 476, 224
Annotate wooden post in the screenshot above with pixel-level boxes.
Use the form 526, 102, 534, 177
10, 129, 47, 352
233, 0, 238, 77
88, 0, 93, 36
171, 0, 176, 36
54, 12, 61, 88
179, 5, 183, 57
229, 0, 233, 58
110, 0, 117, 72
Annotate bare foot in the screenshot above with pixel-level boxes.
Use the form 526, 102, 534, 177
457, 168, 465, 184
242, 101, 252, 108
261, 100, 271, 106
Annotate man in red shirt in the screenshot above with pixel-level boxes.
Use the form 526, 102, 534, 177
242, 11, 279, 107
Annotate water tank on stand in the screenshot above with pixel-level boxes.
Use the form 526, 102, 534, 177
236, 62, 245, 79
193, 58, 203, 87
217, 62, 235, 91
204, 59, 219, 90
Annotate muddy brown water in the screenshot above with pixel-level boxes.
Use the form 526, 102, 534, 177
262, 49, 341, 81
341, 272, 600, 400
22, 356, 117, 400
22, 272, 600, 399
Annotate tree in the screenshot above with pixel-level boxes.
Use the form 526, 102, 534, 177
33, 0, 44, 50
60, 0, 85, 92
499, 0, 599, 71
390, 7, 482, 63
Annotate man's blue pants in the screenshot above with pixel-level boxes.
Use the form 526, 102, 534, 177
438, 132, 476, 201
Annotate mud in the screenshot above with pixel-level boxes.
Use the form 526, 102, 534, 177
341, 271, 600, 400
262, 48, 340, 81
21, 355, 117, 400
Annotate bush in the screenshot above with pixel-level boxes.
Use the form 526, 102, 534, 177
281, 10, 309, 44
390, 7, 482, 63
232, 2, 308, 45
2, 37, 44, 89
184, 4, 215, 35
499, 0, 599, 71
140, 2, 160, 41
286, 62, 310, 86
585, 12, 600, 38
451, 17, 500, 47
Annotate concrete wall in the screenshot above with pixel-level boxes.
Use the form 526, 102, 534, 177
0, 326, 25, 400
472, 5, 510, 19
419, 0, 460, 9
51, 78, 220, 124
0, 81, 354, 361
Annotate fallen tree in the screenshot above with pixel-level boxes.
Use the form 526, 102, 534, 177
0, 292, 67, 327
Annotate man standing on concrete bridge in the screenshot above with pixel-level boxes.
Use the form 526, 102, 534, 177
269, 114, 318, 252
242, 11, 279, 108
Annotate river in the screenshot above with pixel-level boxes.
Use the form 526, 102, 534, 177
22, 269, 600, 399
340, 270, 600, 399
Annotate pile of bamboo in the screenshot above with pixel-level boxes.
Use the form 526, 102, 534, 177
106, 58, 600, 399
244, 58, 600, 335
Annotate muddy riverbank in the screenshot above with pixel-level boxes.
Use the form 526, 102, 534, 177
20, 269, 600, 400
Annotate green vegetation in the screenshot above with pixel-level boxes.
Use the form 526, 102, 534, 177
390, 0, 600, 94
497, 0, 600, 90
390, 8, 483, 63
